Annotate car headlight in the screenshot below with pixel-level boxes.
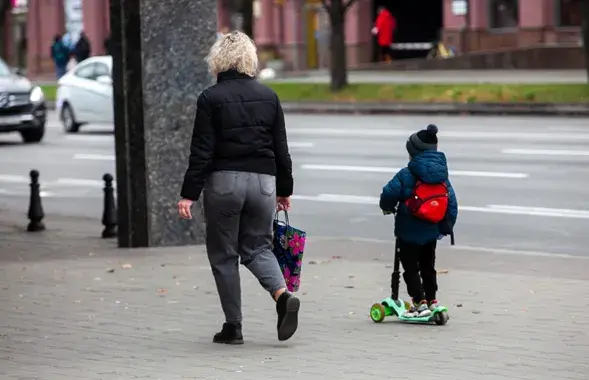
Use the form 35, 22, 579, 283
30, 86, 45, 103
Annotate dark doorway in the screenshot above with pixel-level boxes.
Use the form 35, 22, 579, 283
371, 0, 443, 61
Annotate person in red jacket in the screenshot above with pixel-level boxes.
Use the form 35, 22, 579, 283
372, 6, 396, 62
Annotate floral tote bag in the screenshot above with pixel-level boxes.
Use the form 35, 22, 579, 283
272, 211, 306, 292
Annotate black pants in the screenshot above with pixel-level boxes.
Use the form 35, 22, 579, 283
397, 238, 438, 303
379, 45, 392, 61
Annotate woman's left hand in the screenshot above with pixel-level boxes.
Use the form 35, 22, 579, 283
177, 198, 194, 219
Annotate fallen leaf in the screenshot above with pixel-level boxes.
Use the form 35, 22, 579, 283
438, 269, 449, 274
456, 304, 463, 307
332, 255, 342, 259
106, 268, 115, 273
157, 288, 168, 294
308, 261, 318, 265
121, 263, 132, 269
344, 285, 354, 289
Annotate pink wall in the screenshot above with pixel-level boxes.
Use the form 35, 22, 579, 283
254, 0, 274, 47
26, 0, 65, 76
345, 0, 371, 45
519, 0, 554, 27
443, 0, 465, 29
2, 11, 12, 62
83, 0, 110, 56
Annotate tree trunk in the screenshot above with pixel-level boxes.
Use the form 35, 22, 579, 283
241, 0, 254, 39
581, 0, 589, 83
328, 0, 348, 92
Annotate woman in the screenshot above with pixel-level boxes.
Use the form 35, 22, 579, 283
177, 31, 299, 344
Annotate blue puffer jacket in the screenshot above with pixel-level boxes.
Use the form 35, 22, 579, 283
379, 151, 458, 245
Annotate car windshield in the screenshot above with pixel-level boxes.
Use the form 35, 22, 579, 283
0, 59, 11, 77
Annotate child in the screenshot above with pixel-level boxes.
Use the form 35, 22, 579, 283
379, 124, 458, 317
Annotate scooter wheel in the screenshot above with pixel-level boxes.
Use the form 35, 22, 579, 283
434, 310, 449, 326
370, 303, 386, 323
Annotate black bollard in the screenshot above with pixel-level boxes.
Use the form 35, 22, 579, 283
101, 173, 117, 238
27, 169, 45, 232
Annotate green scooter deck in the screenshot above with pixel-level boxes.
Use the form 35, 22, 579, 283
370, 297, 449, 325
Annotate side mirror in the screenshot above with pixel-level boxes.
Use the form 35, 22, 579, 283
11, 67, 24, 76
96, 75, 112, 85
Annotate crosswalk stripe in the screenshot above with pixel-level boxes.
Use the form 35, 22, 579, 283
300, 164, 528, 179
290, 194, 589, 219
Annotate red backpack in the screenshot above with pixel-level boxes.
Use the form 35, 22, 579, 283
404, 181, 449, 223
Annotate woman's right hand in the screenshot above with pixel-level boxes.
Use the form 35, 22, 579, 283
276, 196, 291, 212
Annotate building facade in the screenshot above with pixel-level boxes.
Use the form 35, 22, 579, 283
1, 0, 583, 77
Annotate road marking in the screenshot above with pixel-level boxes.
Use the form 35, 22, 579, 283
0, 174, 29, 183
291, 194, 589, 219
450, 245, 589, 260
289, 142, 315, 148
54, 178, 110, 187
0, 188, 54, 197
288, 128, 589, 141
502, 148, 589, 156
73, 153, 115, 161
65, 135, 112, 142
308, 236, 589, 260
300, 164, 528, 179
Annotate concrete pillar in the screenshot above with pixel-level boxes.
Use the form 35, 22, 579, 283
110, 0, 215, 247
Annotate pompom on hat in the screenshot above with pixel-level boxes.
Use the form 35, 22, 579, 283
406, 124, 438, 157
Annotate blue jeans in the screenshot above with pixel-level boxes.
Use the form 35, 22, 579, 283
55, 65, 67, 79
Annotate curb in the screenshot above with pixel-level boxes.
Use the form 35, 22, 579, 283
45, 100, 589, 117
280, 102, 589, 117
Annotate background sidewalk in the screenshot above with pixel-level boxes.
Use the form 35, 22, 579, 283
0, 210, 588, 379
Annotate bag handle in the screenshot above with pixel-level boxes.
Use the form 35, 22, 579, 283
274, 210, 290, 226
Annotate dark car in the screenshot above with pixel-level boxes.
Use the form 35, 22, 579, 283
0, 58, 47, 143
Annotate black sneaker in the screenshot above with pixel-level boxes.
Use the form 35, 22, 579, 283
213, 322, 244, 345
276, 292, 300, 341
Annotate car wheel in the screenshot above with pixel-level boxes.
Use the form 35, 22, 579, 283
61, 103, 81, 133
20, 123, 46, 143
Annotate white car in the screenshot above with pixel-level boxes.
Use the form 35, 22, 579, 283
56, 56, 113, 133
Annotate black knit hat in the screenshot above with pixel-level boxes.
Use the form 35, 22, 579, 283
406, 124, 438, 157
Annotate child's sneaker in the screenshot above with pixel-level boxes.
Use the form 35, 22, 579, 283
403, 301, 418, 318
416, 300, 432, 317
429, 300, 440, 311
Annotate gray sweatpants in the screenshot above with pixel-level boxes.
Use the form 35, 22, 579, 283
203, 170, 286, 324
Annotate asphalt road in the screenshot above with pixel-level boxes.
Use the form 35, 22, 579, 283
1, 111, 588, 257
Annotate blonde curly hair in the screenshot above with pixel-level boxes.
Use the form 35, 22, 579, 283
206, 30, 258, 77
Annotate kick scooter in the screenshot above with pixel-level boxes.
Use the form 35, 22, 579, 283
369, 235, 452, 325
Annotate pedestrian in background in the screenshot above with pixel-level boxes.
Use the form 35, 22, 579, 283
50, 35, 69, 79
372, 6, 396, 62
177, 30, 300, 344
73, 31, 91, 63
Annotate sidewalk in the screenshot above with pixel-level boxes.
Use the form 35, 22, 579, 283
1, 210, 588, 379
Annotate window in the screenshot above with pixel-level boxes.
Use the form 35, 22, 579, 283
74, 63, 97, 80
489, 0, 519, 29
557, 0, 582, 27
94, 63, 111, 78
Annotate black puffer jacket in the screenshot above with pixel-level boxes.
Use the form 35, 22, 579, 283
180, 70, 293, 201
